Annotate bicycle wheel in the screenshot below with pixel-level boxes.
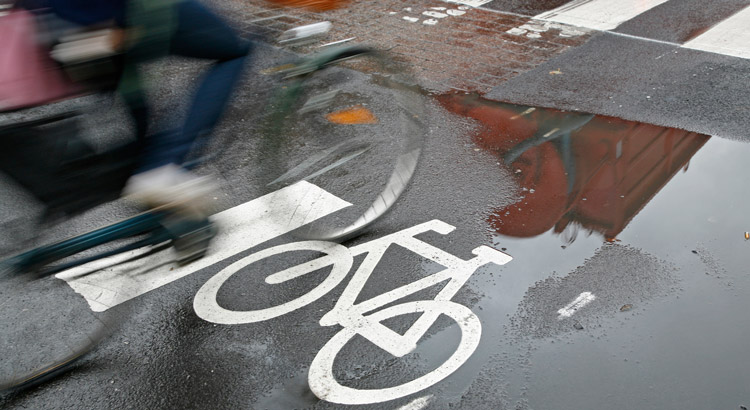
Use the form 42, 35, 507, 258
0, 262, 121, 392
0, 207, 212, 392
260, 45, 425, 242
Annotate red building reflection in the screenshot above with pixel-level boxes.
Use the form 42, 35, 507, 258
438, 93, 710, 242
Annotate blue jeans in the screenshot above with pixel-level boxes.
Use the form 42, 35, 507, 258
127, 0, 252, 172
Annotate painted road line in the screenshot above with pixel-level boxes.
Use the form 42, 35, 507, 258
56, 181, 351, 312
444, 0, 490, 7
396, 395, 433, 410
682, 5, 750, 59
536, 0, 670, 31
557, 291, 596, 319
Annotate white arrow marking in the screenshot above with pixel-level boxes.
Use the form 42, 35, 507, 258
56, 181, 350, 312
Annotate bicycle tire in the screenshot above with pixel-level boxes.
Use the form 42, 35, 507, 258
0, 262, 120, 392
259, 45, 425, 242
0, 207, 216, 392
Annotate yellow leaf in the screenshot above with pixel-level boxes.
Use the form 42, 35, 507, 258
326, 105, 378, 124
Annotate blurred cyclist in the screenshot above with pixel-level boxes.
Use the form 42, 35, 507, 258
5, 0, 343, 261
19, 0, 252, 219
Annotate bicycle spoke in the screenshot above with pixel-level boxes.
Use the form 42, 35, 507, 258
261, 46, 426, 242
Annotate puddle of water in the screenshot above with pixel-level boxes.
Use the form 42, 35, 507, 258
437, 92, 750, 408
438, 92, 710, 245
437, 93, 750, 290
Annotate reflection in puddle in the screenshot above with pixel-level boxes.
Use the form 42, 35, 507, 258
435, 94, 750, 409
438, 93, 710, 244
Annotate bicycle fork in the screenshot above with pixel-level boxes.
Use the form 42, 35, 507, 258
319, 220, 513, 357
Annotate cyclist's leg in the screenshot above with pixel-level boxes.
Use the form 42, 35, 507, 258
139, 0, 252, 171
123, 0, 250, 215
122, 2, 247, 211
121, 1, 251, 261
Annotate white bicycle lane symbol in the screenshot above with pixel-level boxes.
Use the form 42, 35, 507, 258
193, 220, 512, 405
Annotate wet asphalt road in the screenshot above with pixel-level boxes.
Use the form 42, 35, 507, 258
2, 1, 750, 409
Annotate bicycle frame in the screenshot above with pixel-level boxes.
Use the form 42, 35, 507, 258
319, 220, 512, 355
2, 210, 218, 276
4, 211, 167, 275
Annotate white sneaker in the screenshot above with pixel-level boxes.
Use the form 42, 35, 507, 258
122, 164, 216, 218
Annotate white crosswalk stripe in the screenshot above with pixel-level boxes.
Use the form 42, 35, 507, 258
497, 0, 750, 59
446, 0, 492, 7
535, 0, 670, 31
683, 5, 750, 59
